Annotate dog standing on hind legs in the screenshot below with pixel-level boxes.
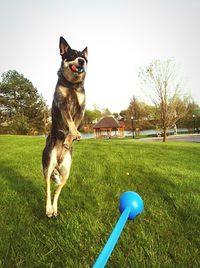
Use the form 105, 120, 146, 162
42, 36, 88, 217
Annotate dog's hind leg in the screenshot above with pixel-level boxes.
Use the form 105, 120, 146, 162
43, 147, 58, 218
52, 150, 72, 216
52, 181, 66, 217
45, 173, 54, 217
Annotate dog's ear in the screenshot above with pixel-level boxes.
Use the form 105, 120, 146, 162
82, 47, 88, 60
59, 36, 70, 55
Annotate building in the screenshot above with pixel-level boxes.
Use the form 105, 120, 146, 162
93, 116, 125, 138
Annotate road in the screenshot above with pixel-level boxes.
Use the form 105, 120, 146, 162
137, 134, 200, 143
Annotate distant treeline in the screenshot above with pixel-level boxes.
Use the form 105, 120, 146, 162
1, 69, 199, 136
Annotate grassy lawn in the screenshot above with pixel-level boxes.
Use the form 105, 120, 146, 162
0, 135, 200, 268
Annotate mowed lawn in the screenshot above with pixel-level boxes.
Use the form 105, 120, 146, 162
0, 135, 200, 268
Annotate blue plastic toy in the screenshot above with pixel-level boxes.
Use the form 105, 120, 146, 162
93, 191, 144, 268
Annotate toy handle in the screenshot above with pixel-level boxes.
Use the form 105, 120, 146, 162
92, 206, 131, 268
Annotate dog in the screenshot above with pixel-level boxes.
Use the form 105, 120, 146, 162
42, 36, 88, 217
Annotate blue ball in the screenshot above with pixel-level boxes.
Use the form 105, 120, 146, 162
119, 191, 144, 220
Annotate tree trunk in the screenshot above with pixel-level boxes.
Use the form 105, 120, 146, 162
163, 127, 167, 142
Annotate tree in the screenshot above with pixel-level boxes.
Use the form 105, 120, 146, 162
0, 70, 49, 134
101, 108, 112, 117
138, 59, 190, 141
81, 108, 102, 132
10, 113, 29, 135
81, 106, 113, 133
125, 96, 156, 132
178, 100, 200, 131
84, 108, 101, 124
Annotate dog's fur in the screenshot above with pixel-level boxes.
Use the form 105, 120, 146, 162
42, 36, 88, 217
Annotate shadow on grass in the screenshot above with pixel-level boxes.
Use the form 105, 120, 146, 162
143, 170, 200, 245
0, 159, 44, 220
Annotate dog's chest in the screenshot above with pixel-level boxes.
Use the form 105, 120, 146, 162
58, 85, 85, 107
75, 90, 85, 107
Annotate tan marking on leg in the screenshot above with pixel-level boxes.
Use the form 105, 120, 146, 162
45, 147, 57, 217
52, 150, 72, 216
67, 120, 78, 134
52, 181, 66, 217
46, 176, 54, 217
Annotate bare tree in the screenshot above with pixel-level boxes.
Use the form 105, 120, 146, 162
138, 59, 189, 142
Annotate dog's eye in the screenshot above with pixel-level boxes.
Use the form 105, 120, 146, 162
71, 51, 78, 56
68, 53, 77, 61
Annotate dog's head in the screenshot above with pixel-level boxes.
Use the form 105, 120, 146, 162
59, 36, 88, 84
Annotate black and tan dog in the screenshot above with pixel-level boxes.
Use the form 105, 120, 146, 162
42, 36, 88, 217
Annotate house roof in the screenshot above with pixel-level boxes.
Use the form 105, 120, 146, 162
93, 116, 120, 129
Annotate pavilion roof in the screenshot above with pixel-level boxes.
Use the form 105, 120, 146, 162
93, 116, 120, 129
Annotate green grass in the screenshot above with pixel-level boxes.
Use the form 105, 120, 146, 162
0, 135, 200, 268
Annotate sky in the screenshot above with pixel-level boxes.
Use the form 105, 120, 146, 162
0, 0, 200, 113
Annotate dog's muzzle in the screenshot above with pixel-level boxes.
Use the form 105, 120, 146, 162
70, 64, 85, 73
70, 57, 86, 74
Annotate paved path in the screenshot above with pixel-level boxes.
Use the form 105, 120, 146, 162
137, 134, 200, 143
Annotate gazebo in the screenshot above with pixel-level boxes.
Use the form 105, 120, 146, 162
93, 116, 125, 139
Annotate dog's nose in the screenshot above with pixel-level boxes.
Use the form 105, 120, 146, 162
78, 58, 85, 66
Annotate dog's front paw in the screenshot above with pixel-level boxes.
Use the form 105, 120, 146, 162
72, 131, 81, 141
63, 131, 81, 149
63, 142, 71, 150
